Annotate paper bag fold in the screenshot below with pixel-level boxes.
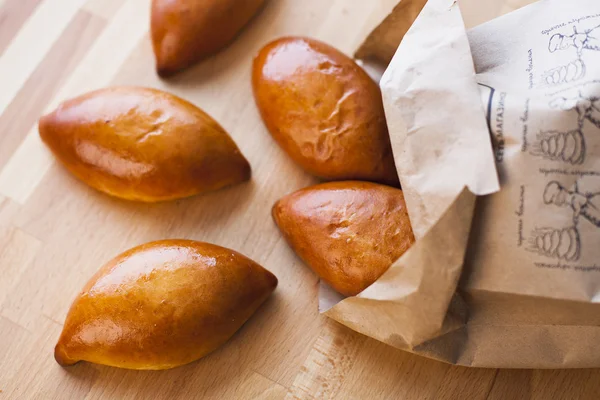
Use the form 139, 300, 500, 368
325, 188, 474, 348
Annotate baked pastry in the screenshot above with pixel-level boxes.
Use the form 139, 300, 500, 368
55, 240, 277, 370
39, 87, 250, 202
152, 0, 266, 77
253, 37, 399, 186
273, 181, 414, 296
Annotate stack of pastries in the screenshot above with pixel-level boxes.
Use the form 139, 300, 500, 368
42, 0, 414, 371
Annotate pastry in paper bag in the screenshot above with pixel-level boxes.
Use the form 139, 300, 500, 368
321, 0, 600, 368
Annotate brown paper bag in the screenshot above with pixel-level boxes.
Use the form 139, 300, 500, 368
321, 0, 600, 368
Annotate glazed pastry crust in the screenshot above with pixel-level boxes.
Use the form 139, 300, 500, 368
152, 0, 266, 77
55, 240, 278, 370
253, 37, 399, 186
39, 87, 251, 202
273, 181, 414, 296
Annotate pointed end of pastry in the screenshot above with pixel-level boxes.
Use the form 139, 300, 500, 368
271, 190, 303, 235
222, 151, 251, 190
271, 198, 285, 227
239, 155, 252, 183
54, 342, 79, 367
38, 112, 55, 144
156, 63, 179, 79
263, 268, 279, 292
153, 39, 198, 79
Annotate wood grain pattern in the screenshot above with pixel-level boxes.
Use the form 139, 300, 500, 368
0, 0, 42, 56
82, 0, 125, 19
0, 0, 599, 399
0, 10, 105, 170
0, 0, 87, 114
286, 321, 367, 400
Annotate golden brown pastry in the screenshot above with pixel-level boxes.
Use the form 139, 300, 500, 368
152, 0, 266, 77
39, 87, 250, 202
252, 37, 399, 187
55, 240, 277, 370
273, 181, 414, 296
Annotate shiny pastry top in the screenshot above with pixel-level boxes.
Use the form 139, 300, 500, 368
39, 87, 250, 202
152, 0, 266, 77
253, 37, 399, 186
273, 181, 414, 296
55, 240, 278, 370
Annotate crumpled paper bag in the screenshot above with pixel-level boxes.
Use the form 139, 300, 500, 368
321, 0, 600, 368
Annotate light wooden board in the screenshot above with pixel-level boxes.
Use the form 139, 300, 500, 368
1, 0, 600, 399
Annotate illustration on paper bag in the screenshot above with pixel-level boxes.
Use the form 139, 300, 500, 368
529, 226, 581, 261
528, 180, 600, 261
530, 129, 586, 164
544, 24, 600, 86
530, 90, 600, 164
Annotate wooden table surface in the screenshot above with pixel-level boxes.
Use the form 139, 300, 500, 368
1, 0, 600, 399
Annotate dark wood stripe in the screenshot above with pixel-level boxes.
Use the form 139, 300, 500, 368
0, 10, 105, 169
